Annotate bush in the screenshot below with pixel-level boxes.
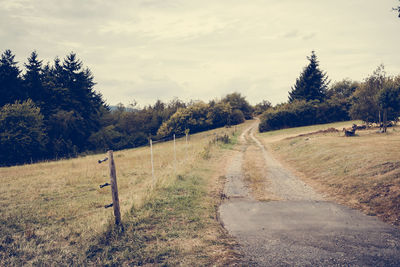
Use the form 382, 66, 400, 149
207, 102, 232, 127
254, 100, 272, 115
229, 109, 245, 125
157, 102, 211, 137
157, 99, 247, 138
259, 99, 351, 132
222, 92, 253, 119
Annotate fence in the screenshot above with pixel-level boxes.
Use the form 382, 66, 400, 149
1, 126, 238, 241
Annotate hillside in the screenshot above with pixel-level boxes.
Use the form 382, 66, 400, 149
0, 123, 251, 265
2, 119, 400, 265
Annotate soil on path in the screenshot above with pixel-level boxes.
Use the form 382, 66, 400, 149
219, 121, 400, 266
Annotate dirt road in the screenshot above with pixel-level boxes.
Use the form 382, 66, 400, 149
219, 121, 400, 266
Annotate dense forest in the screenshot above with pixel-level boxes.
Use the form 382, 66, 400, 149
1, 50, 400, 166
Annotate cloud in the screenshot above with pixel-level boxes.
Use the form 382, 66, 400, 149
1, 0, 400, 107
99, 75, 186, 105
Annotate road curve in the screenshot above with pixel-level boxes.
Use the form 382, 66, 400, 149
219, 121, 400, 266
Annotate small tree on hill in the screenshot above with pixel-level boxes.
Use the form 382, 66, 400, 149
289, 51, 330, 103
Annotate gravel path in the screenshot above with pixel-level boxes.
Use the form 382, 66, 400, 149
219, 121, 400, 266
248, 126, 322, 201
223, 125, 253, 200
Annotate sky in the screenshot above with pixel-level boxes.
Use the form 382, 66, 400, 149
1, 0, 400, 106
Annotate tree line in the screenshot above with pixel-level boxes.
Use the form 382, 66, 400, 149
0, 50, 258, 166
2, 49, 399, 166
259, 52, 400, 132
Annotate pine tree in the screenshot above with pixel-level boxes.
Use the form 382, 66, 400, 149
0, 50, 23, 106
44, 52, 106, 155
23, 51, 46, 105
288, 51, 329, 103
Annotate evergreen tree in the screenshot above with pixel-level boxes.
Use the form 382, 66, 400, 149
44, 52, 105, 156
23, 51, 46, 105
288, 51, 329, 103
0, 50, 23, 106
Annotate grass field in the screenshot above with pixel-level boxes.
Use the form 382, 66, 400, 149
3, 118, 398, 265
257, 120, 400, 226
0, 123, 250, 265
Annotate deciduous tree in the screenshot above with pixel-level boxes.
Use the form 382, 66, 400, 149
350, 65, 386, 123
0, 99, 48, 165
222, 92, 253, 119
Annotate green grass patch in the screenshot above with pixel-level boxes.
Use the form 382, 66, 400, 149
85, 174, 214, 266
219, 131, 239, 150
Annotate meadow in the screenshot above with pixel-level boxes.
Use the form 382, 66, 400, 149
0, 123, 250, 265
2, 118, 399, 265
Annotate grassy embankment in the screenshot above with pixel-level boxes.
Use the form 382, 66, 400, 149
257, 120, 400, 226
0, 123, 251, 265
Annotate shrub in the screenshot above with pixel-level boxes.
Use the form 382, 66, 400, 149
229, 109, 245, 125
206, 102, 232, 127
157, 102, 211, 137
222, 92, 253, 119
259, 99, 351, 132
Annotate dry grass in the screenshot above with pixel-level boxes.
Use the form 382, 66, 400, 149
0, 124, 248, 265
257, 121, 400, 226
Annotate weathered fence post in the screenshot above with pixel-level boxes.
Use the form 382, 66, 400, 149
185, 129, 189, 160
107, 150, 121, 226
173, 134, 177, 173
150, 139, 155, 185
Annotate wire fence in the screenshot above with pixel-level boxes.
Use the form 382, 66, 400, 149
2, 127, 239, 237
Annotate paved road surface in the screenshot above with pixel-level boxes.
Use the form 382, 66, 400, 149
219, 121, 400, 266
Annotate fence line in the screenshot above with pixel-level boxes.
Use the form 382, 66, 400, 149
4, 126, 237, 238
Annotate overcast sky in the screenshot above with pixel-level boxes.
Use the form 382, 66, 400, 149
1, 0, 400, 106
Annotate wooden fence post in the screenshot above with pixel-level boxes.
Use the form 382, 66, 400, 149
108, 150, 122, 226
173, 134, 177, 173
150, 139, 155, 185
185, 129, 189, 160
